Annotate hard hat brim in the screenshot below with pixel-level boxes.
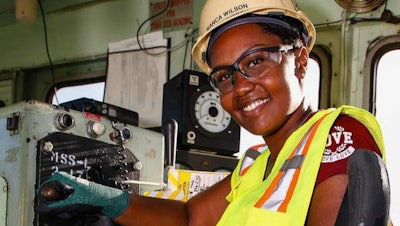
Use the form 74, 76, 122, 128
205, 15, 309, 65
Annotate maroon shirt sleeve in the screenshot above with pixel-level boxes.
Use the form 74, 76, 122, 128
316, 114, 382, 185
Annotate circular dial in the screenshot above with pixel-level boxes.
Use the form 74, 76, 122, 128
194, 90, 232, 134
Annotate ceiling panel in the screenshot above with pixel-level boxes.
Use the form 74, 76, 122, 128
0, 0, 105, 27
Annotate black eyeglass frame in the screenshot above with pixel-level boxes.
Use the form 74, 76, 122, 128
209, 44, 297, 94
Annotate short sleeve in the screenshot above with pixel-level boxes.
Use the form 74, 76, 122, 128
316, 114, 382, 185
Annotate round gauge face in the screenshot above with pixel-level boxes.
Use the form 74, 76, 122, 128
193, 90, 232, 134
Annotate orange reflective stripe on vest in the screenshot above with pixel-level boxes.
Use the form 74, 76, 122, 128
254, 113, 328, 212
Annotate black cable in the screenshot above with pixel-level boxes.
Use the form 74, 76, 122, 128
314, 20, 343, 28
38, 0, 59, 105
190, 30, 197, 70
182, 28, 199, 71
183, 37, 189, 71
136, 0, 171, 51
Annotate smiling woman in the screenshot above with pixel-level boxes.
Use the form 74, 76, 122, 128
1, 0, 399, 225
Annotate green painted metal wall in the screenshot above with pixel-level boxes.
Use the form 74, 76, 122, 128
0, 0, 151, 71
0, 0, 399, 105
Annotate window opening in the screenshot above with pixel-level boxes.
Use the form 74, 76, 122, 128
52, 82, 105, 105
375, 49, 400, 224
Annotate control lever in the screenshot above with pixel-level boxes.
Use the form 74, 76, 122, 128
38, 182, 115, 226
40, 184, 65, 201
162, 118, 178, 169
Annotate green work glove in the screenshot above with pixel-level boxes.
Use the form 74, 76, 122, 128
36, 171, 130, 219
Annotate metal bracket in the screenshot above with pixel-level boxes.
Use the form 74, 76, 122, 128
6, 112, 20, 135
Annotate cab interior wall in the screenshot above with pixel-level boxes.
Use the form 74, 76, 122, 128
0, 0, 398, 106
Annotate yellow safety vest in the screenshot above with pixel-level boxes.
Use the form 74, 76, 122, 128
217, 105, 385, 226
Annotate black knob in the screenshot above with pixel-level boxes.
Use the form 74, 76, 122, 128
40, 185, 63, 201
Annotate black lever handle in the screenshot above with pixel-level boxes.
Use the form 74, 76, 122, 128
162, 118, 178, 168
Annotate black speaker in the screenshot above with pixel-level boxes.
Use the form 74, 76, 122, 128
162, 70, 240, 156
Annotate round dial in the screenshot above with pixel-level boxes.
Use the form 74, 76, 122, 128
193, 90, 232, 134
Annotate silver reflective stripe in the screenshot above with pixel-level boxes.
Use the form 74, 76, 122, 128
239, 146, 266, 175
281, 155, 305, 171
261, 168, 296, 210
293, 128, 313, 156
246, 149, 262, 159
259, 126, 314, 210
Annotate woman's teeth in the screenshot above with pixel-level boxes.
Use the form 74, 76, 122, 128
243, 99, 268, 112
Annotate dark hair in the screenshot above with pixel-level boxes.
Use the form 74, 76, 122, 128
257, 21, 303, 47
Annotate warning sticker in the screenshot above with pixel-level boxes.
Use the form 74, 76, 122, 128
144, 168, 229, 201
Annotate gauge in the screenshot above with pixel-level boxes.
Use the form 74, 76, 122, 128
189, 86, 233, 137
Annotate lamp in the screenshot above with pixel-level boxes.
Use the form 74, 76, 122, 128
15, 0, 38, 23
335, 0, 385, 13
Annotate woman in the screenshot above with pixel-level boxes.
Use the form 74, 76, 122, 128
37, 0, 387, 225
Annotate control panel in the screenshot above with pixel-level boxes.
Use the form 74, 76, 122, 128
0, 100, 164, 225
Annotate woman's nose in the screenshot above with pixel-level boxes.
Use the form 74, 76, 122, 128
232, 71, 255, 96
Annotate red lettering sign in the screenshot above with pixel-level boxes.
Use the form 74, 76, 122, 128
150, 0, 193, 30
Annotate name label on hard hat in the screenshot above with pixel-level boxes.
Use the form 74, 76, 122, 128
206, 4, 249, 31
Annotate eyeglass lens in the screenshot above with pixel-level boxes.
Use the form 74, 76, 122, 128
209, 46, 294, 94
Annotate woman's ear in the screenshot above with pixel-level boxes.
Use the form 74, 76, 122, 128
295, 46, 309, 79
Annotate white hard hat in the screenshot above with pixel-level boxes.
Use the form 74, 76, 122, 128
192, 0, 316, 74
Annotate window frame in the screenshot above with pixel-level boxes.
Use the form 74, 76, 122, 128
363, 35, 400, 113
310, 44, 333, 109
